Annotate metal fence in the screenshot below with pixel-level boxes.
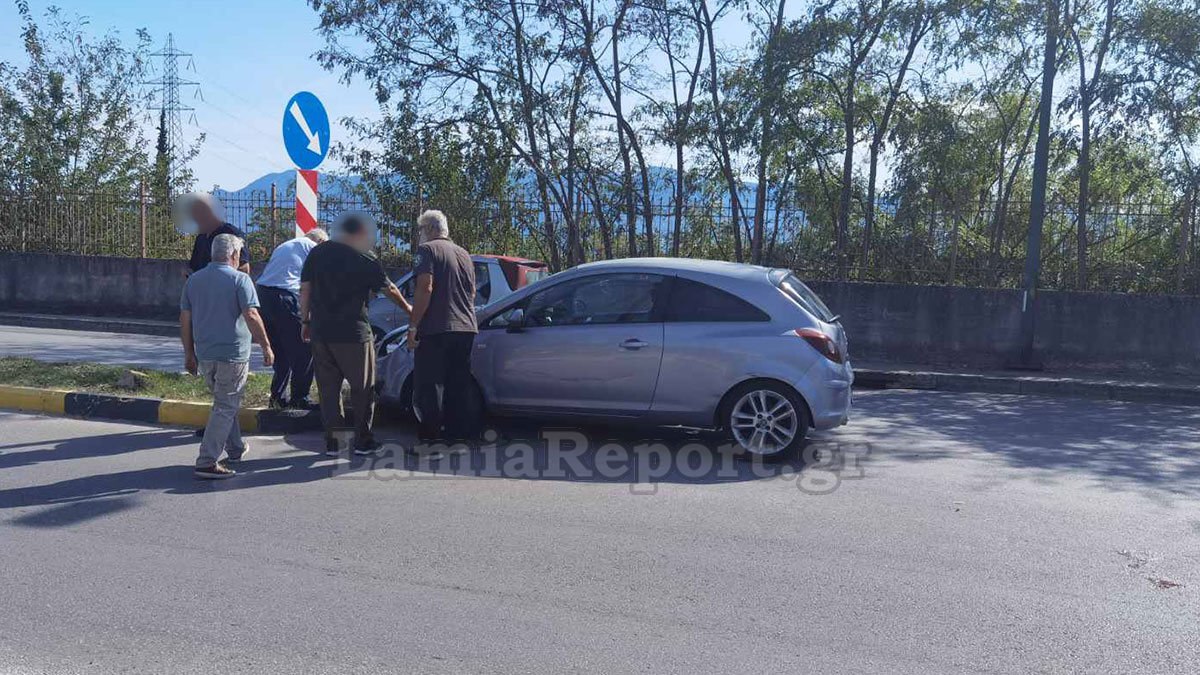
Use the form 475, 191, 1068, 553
0, 188, 1196, 295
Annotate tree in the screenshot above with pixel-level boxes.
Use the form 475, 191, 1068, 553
860, 0, 948, 273
699, 0, 747, 262
311, 0, 585, 269
641, 0, 706, 256
567, 0, 659, 257
1063, 0, 1126, 288
0, 3, 153, 195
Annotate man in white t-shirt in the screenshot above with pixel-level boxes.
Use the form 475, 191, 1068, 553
257, 228, 328, 409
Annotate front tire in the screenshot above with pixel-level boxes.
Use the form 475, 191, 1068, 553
721, 381, 809, 458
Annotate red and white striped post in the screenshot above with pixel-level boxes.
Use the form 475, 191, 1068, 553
295, 169, 318, 238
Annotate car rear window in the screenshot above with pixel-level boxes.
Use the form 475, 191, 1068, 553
524, 268, 551, 285
666, 277, 769, 322
771, 270, 835, 322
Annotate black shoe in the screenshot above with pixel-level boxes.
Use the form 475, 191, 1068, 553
324, 440, 340, 457
268, 397, 288, 411
353, 440, 383, 456
195, 461, 236, 479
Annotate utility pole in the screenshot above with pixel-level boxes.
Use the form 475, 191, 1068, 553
1014, 0, 1059, 370
146, 34, 200, 192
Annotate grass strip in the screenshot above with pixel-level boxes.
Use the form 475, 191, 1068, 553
0, 357, 274, 407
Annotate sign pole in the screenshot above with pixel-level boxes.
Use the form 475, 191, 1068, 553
281, 91, 330, 238
295, 169, 319, 237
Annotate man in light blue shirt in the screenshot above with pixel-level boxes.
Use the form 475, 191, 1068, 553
257, 228, 327, 409
181, 234, 274, 479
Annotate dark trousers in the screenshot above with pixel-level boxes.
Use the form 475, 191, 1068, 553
413, 331, 477, 440
257, 286, 314, 404
312, 340, 376, 447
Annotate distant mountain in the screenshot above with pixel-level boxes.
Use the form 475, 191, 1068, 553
219, 166, 766, 202
213, 166, 768, 229
214, 170, 364, 200
212, 170, 366, 229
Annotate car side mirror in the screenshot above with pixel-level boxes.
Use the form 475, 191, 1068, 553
505, 308, 526, 333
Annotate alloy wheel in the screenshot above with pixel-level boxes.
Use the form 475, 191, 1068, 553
730, 389, 799, 455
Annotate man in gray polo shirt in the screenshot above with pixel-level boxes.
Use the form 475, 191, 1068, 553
180, 234, 274, 479
408, 210, 479, 443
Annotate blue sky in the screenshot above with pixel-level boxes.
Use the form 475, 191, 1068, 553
1, 0, 791, 193
0, 0, 381, 190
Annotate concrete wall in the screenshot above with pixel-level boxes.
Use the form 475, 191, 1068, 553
0, 252, 268, 320
0, 252, 188, 320
2, 252, 1197, 372
809, 280, 1200, 373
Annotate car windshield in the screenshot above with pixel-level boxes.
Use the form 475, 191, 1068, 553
771, 269, 835, 322
524, 268, 551, 285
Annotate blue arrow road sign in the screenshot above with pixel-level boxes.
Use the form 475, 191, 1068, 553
282, 91, 330, 170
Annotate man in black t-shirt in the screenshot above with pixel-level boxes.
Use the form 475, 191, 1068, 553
300, 212, 411, 455
185, 194, 251, 274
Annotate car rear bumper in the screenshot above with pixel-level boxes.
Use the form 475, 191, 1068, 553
795, 359, 853, 430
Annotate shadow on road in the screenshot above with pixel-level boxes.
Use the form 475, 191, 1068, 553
855, 390, 1200, 496
5, 389, 1197, 529
0, 417, 843, 529
0, 428, 195, 470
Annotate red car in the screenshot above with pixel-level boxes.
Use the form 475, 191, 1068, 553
368, 254, 550, 338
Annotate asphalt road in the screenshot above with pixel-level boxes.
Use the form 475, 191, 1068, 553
1, 390, 1198, 673
0, 325, 269, 372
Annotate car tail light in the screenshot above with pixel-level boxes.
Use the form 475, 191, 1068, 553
794, 328, 843, 364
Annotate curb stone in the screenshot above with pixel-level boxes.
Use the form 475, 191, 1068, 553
0, 312, 177, 337
0, 384, 323, 433
853, 369, 1200, 407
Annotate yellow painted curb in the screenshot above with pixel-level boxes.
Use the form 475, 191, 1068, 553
0, 385, 68, 415
158, 400, 212, 428
158, 399, 261, 433
1, 385, 266, 433
238, 407, 260, 434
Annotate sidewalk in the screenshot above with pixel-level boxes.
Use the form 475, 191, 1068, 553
853, 362, 1200, 406
0, 311, 176, 336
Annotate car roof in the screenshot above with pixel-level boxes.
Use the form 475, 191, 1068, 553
573, 257, 773, 281
472, 254, 546, 267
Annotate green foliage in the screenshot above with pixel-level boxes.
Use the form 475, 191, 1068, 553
3, 0, 1200, 294
0, 3, 152, 195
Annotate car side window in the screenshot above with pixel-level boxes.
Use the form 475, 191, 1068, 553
524, 273, 667, 327
666, 277, 770, 322
483, 302, 528, 329
474, 261, 491, 306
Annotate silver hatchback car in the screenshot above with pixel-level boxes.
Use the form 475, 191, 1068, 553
378, 258, 853, 457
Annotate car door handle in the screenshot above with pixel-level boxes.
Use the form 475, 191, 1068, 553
619, 338, 648, 350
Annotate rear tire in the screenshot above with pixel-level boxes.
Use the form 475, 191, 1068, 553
720, 380, 809, 459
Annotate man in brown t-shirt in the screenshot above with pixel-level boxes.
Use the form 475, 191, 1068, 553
408, 210, 480, 442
